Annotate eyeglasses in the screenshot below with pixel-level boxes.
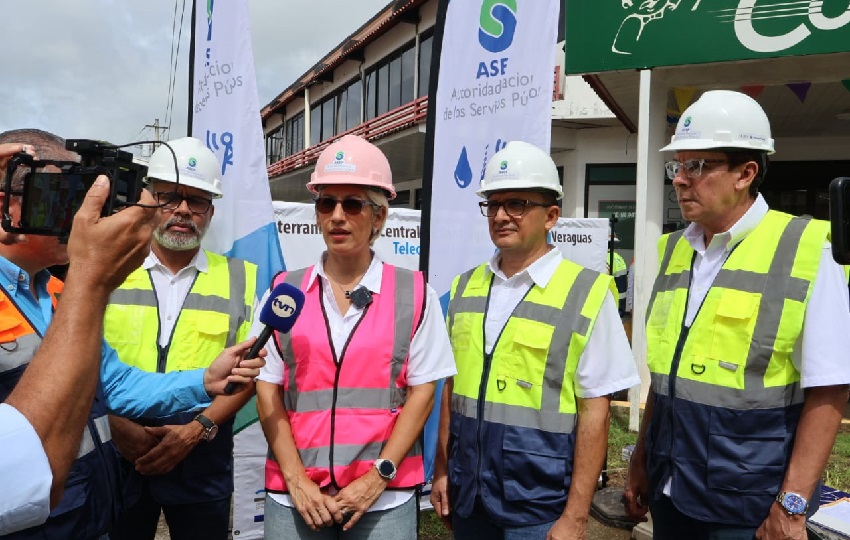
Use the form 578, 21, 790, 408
664, 159, 728, 180
153, 191, 213, 214
314, 196, 379, 215
479, 199, 551, 217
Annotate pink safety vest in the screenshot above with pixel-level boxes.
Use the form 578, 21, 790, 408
265, 263, 426, 492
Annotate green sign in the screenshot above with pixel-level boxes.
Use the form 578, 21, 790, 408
598, 200, 636, 250
565, 0, 850, 74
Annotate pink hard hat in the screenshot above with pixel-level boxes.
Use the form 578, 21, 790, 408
306, 135, 396, 199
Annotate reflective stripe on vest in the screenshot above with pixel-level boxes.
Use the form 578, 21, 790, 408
646, 212, 825, 409
446, 259, 613, 525
449, 260, 610, 434
76, 415, 112, 458
0, 277, 122, 540
104, 251, 256, 373
265, 264, 426, 492
643, 211, 828, 527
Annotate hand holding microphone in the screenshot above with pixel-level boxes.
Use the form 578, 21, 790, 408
223, 282, 306, 395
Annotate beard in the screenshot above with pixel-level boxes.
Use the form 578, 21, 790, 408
153, 216, 206, 251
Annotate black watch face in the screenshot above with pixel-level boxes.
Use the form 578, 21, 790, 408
207, 425, 219, 441
378, 460, 394, 476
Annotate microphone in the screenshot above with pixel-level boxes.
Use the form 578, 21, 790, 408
223, 282, 306, 395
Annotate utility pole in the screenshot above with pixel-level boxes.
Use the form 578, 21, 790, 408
143, 118, 168, 156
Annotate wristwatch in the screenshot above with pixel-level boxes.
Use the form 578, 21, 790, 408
193, 414, 219, 442
776, 491, 808, 516
374, 458, 397, 481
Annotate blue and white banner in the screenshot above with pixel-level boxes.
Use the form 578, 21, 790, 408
427, 0, 560, 298
191, 0, 284, 291
191, 3, 284, 538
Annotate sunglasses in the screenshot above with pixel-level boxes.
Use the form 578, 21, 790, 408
314, 196, 379, 215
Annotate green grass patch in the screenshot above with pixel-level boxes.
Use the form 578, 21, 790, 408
824, 425, 850, 493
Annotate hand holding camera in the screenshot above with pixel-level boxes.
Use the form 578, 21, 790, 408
66, 175, 159, 296
2, 139, 148, 239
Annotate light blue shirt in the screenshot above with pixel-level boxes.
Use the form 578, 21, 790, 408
0, 256, 212, 418
0, 403, 51, 535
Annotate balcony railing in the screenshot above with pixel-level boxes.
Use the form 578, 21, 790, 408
268, 96, 429, 178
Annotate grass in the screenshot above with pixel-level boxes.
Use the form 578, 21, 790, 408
824, 424, 850, 493
415, 405, 850, 538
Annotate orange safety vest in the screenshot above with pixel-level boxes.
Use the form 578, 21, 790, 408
265, 264, 426, 492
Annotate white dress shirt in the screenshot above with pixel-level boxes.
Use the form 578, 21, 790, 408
144, 250, 207, 348
485, 247, 640, 399
0, 403, 52, 535
258, 253, 457, 512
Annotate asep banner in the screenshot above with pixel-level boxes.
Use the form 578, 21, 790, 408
191, 0, 284, 290
191, 3, 284, 539
426, 0, 561, 298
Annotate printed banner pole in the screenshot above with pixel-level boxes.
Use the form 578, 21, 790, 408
190, 0, 285, 289
418, 0, 560, 488
423, 0, 560, 299
190, 2, 285, 538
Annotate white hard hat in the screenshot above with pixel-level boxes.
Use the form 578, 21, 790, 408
661, 90, 775, 155
146, 137, 224, 198
477, 141, 563, 199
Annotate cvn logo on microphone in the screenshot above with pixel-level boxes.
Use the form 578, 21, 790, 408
272, 294, 298, 317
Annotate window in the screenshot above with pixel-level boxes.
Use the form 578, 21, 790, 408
365, 71, 376, 121
284, 112, 304, 157
401, 46, 415, 103
310, 104, 322, 146
377, 64, 390, 117
338, 79, 362, 133
365, 40, 418, 119
390, 190, 411, 208
418, 33, 433, 97
322, 96, 337, 142
265, 124, 285, 164
309, 79, 364, 145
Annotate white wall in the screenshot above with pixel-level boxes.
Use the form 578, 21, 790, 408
555, 127, 637, 218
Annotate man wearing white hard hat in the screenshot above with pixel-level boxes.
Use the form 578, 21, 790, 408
105, 137, 258, 540
431, 141, 639, 539
624, 90, 850, 539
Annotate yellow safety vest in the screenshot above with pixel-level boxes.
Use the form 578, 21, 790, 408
446, 257, 615, 524
646, 211, 826, 402
104, 251, 256, 373
643, 210, 828, 526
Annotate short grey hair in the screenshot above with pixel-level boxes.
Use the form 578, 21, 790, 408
0, 129, 78, 191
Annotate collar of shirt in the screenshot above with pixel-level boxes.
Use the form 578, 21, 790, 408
486, 245, 562, 289
307, 251, 383, 294
683, 193, 769, 255
143, 249, 209, 278
0, 256, 54, 328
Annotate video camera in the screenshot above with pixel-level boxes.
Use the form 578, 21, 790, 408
2, 139, 147, 239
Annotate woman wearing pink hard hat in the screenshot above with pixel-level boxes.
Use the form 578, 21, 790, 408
255, 135, 456, 539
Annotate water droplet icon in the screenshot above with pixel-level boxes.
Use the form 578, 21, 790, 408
454, 146, 473, 189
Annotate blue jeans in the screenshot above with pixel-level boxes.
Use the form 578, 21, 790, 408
264, 494, 416, 539
451, 498, 557, 540
649, 496, 757, 540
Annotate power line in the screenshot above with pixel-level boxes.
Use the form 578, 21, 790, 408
165, 0, 186, 136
